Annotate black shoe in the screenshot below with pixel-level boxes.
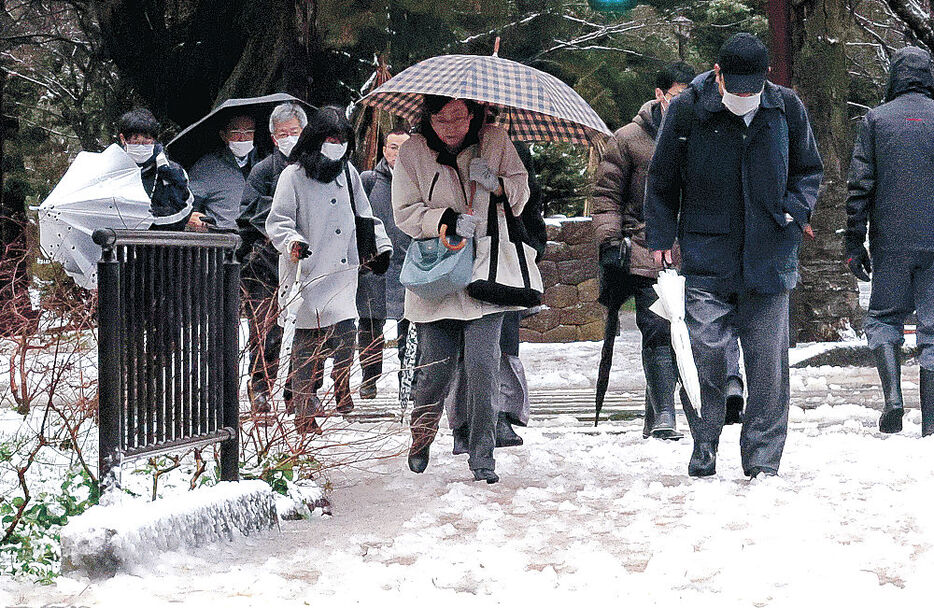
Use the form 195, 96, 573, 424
724, 377, 744, 425
360, 383, 378, 400
874, 344, 904, 433
746, 466, 778, 479
650, 410, 684, 440
472, 468, 499, 484
452, 426, 469, 455
495, 416, 524, 448
688, 441, 717, 477
407, 445, 430, 474
922, 367, 934, 437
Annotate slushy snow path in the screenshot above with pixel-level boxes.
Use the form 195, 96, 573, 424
4, 405, 934, 606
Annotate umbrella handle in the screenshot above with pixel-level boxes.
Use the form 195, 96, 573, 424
440, 181, 476, 251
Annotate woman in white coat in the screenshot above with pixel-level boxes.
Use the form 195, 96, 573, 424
392, 96, 529, 483
267, 107, 392, 435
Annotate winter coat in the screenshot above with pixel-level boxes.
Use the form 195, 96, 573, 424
592, 100, 678, 278
189, 147, 261, 229
266, 162, 392, 329
357, 157, 410, 320
392, 124, 530, 323
645, 70, 823, 295
513, 143, 548, 261
137, 144, 194, 230
238, 149, 289, 285
846, 46, 934, 255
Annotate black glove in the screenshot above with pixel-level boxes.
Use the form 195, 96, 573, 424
599, 238, 631, 272
845, 241, 871, 282
366, 251, 391, 275
291, 241, 310, 261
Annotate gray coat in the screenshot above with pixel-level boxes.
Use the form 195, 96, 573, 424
356, 158, 410, 320
266, 162, 392, 329
846, 46, 934, 255
189, 147, 260, 229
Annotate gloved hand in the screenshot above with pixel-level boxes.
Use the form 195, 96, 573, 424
365, 250, 391, 275
290, 241, 310, 263
846, 242, 872, 281
455, 213, 480, 238
469, 158, 500, 192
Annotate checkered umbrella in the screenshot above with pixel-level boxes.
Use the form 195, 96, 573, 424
360, 54, 611, 145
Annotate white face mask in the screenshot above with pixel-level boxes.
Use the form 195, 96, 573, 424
228, 140, 254, 158
321, 141, 347, 161
276, 135, 300, 158
722, 90, 762, 117
125, 144, 154, 164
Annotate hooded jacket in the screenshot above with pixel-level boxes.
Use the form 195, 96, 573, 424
846, 46, 934, 254
645, 70, 823, 295
592, 100, 678, 278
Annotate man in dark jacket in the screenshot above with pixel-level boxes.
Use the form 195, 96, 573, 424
117, 108, 194, 231
357, 129, 411, 399
188, 113, 261, 230
645, 33, 823, 477
846, 46, 934, 436
238, 102, 307, 413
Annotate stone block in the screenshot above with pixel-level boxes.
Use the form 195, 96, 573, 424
578, 320, 605, 342
557, 258, 598, 286
543, 284, 578, 309
539, 260, 559, 289
560, 302, 605, 326
578, 278, 600, 303
559, 219, 594, 246
521, 307, 561, 333
543, 324, 579, 343
542, 240, 568, 262
545, 221, 563, 242
519, 328, 547, 343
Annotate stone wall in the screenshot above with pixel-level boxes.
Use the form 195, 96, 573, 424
520, 217, 603, 342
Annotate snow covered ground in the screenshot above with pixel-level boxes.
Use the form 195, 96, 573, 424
4, 315, 933, 606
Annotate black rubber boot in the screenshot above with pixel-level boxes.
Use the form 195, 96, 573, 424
874, 344, 904, 433
643, 346, 684, 440
688, 441, 717, 477
921, 367, 934, 437
642, 391, 654, 439
724, 376, 744, 425
495, 414, 524, 448
407, 445, 430, 473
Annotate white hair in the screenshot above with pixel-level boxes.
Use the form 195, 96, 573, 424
268, 103, 308, 133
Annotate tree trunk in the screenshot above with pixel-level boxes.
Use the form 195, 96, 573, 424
790, 0, 862, 342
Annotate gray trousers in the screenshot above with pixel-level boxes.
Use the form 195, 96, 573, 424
412, 313, 504, 470
865, 250, 934, 371
685, 288, 790, 475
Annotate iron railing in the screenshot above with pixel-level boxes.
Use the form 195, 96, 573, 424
94, 229, 241, 490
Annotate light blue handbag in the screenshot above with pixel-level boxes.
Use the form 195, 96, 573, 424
399, 235, 474, 300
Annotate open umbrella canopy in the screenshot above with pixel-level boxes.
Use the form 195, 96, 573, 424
166, 93, 315, 168
360, 54, 612, 145
649, 269, 703, 417
37, 143, 153, 289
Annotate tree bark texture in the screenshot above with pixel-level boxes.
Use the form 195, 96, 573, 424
791, 0, 863, 341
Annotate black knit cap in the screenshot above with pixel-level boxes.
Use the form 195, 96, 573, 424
717, 33, 769, 94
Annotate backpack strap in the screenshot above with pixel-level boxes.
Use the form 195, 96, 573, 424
344, 164, 358, 217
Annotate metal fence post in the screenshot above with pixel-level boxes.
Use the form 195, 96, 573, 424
220, 245, 241, 481
93, 229, 121, 494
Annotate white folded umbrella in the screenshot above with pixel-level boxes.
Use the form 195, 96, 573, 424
37, 144, 154, 289
649, 269, 704, 418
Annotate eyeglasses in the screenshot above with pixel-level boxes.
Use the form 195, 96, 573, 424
226, 129, 255, 141
431, 112, 471, 126
274, 128, 302, 138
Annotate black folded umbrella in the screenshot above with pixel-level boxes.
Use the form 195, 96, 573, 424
166, 93, 315, 168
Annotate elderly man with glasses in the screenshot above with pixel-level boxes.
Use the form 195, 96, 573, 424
187, 113, 260, 230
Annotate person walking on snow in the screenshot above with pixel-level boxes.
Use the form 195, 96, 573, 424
845, 46, 934, 436
644, 33, 823, 478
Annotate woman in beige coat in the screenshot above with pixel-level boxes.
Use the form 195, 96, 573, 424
392, 96, 529, 484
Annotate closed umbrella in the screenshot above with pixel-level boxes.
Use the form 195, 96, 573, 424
649, 268, 703, 417
359, 53, 611, 145
274, 263, 304, 410
37, 143, 153, 289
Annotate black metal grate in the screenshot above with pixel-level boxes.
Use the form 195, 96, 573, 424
94, 229, 241, 489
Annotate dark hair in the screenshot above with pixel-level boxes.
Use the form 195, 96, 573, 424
386, 127, 410, 138
117, 108, 159, 139
417, 95, 485, 157
655, 62, 696, 91
291, 106, 354, 180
